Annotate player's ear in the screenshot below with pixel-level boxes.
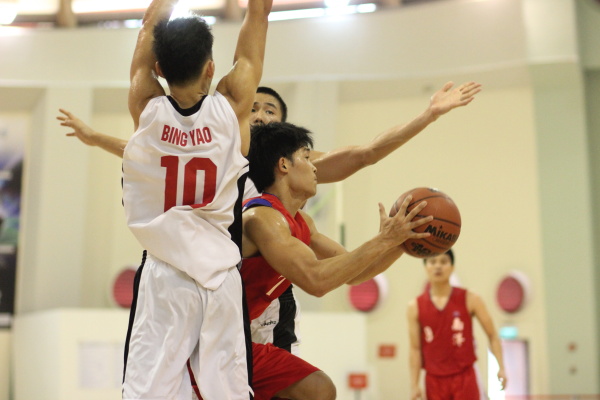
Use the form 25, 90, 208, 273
155, 62, 165, 78
205, 60, 215, 79
278, 157, 288, 172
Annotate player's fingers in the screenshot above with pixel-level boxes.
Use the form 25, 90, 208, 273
395, 195, 413, 217
66, 133, 75, 137
378, 202, 387, 218
441, 81, 454, 92
58, 108, 73, 118
410, 215, 433, 229
404, 200, 426, 220
463, 87, 482, 98
410, 231, 431, 239
462, 82, 482, 96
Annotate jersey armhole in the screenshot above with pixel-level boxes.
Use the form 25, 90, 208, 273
242, 198, 272, 211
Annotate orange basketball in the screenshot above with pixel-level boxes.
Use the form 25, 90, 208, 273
390, 187, 461, 258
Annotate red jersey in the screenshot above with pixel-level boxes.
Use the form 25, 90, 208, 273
241, 193, 311, 320
417, 287, 477, 376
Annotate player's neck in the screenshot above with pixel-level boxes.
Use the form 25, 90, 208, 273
168, 79, 210, 109
429, 282, 452, 297
265, 186, 305, 216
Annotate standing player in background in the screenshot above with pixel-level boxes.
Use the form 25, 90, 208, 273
121, 0, 271, 397
58, 81, 482, 355
406, 249, 507, 400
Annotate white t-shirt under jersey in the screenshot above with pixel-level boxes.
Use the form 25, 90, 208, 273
122, 92, 248, 290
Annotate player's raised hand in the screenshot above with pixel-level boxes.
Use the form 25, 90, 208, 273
57, 108, 97, 146
428, 81, 482, 118
378, 195, 432, 246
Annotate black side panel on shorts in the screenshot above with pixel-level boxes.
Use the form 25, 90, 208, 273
239, 268, 254, 399
228, 170, 248, 255
272, 285, 298, 353
122, 250, 147, 382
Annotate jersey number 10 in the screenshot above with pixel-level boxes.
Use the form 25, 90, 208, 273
161, 156, 217, 212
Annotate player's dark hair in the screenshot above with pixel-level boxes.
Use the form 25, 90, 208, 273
423, 249, 455, 265
153, 16, 213, 86
257, 86, 288, 122
248, 122, 313, 193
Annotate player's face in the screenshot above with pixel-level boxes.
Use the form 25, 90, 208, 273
423, 253, 454, 283
251, 93, 283, 126
287, 147, 317, 198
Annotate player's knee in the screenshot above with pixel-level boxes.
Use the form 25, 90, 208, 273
313, 371, 336, 400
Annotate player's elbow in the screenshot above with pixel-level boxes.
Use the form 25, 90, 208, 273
301, 283, 328, 298
299, 276, 330, 297
351, 147, 379, 168
294, 266, 337, 297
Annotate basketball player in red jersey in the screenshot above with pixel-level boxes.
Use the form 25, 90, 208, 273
238, 121, 433, 399
121, 0, 271, 398
406, 249, 507, 400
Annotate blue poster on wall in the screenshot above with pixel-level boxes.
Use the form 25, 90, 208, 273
0, 117, 25, 328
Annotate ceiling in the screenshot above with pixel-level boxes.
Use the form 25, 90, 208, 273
7, 0, 412, 27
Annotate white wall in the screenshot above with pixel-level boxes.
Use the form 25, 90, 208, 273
11, 310, 367, 400
0, 331, 9, 400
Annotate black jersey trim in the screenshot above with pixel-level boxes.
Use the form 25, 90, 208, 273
167, 95, 207, 116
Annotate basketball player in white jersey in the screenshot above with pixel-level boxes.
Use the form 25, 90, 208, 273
59, 80, 482, 356
120, 0, 271, 398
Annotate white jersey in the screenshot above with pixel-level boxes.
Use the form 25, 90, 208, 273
122, 92, 248, 290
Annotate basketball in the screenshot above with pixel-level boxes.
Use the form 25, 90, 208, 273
389, 187, 461, 258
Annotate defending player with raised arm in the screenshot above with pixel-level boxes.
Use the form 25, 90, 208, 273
120, 0, 271, 398
240, 122, 433, 319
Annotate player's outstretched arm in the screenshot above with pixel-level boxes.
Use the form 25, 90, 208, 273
242, 196, 432, 297
57, 109, 127, 158
301, 207, 405, 285
312, 81, 482, 184
217, 0, 272, 155
407, 300, 424, 400
470, 291, 508, 390
128, 0, 175, 129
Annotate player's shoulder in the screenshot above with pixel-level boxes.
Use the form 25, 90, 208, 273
297, 209, 315, 226
243, 205, 285, 227
407, 297, 418, 310
465, 289, 481, 301
406, 298, 419, 319
465, 289, 485, 311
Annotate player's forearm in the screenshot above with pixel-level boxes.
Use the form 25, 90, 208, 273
346, 246, 404, 285
233, 0, 271, 66
314, 108, 437, 184
409, 348, 422, 388
131, 0, 177, 78
297, 234, 401, 297
489, 335, 506, 372
89, 132, 127, 158
142, 0, 179, 25
365, 107, 437, 163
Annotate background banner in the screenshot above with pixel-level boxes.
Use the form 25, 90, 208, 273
0, 116, 25, 328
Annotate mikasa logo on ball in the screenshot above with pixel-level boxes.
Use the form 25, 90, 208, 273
424, 224, 459, 244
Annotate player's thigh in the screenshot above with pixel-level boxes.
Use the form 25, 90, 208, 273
252, 342, 326, 400
123, 258, 202, 398
454, 367, 480, 400
193, 268, 250, 400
